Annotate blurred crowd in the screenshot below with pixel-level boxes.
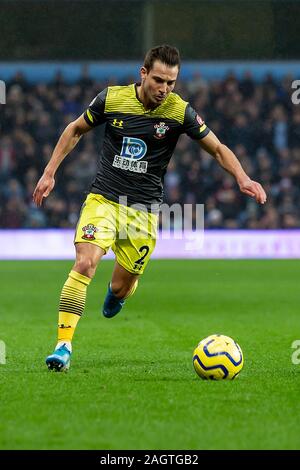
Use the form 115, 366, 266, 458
0, 68, 299, 229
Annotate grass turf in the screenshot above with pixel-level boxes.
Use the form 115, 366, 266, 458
0, 259, 300, 450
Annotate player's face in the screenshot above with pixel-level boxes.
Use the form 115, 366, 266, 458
140, 60, 179, 107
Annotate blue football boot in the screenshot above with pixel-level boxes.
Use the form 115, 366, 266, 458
46, 343, 71, 372
102, 284, 125, 318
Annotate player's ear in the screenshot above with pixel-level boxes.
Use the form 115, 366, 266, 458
140, 66, 148, 81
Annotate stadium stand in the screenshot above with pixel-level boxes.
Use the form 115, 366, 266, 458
1, 70, 299, 229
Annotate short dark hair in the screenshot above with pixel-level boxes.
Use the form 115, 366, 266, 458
143, 45, 180, 71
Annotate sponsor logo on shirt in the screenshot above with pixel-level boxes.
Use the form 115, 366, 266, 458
113, 137, 148, 173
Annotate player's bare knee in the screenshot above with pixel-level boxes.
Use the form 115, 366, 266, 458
73, 258, 97, 278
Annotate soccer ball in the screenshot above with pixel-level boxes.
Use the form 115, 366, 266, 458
193, 334, 244, 380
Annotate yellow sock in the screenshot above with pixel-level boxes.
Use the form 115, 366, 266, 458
58, 270, 91, 342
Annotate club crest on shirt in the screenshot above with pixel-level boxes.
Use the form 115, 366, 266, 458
154, 122, 169, 139
82, 223, 98, 240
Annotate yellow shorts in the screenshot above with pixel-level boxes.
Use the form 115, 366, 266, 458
74, 193, 158, 274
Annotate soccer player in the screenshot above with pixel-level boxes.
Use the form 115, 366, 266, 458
33, 45, 266, 372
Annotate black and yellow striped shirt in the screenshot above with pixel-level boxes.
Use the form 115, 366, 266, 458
84, 83, 210, 209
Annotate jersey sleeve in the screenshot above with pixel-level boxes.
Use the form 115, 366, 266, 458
182, 103, 210, 140
83, 88, 108, 127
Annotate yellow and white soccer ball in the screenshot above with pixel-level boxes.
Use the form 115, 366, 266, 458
193, 334, 244, 380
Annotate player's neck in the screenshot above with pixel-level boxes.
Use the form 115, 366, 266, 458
135, 84, 157, 111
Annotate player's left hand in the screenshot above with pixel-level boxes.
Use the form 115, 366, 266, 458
238, 178, 267, 204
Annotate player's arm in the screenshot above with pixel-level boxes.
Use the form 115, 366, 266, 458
183, 103, 266, 204
33, 88, 107, 207
198, 131, 267, 204
33, 115, 92, 206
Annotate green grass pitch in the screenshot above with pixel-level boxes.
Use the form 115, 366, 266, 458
0, 259, 300, 450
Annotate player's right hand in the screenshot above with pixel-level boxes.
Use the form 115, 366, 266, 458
33, 173, 55, 207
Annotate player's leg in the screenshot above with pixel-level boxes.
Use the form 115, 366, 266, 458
46, 193, 116, 371
57, 242, 105, 345
102, 207, 158, 318
46, 242, 105, 371
111, 262, 139, 299
102, 262, 139, 318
